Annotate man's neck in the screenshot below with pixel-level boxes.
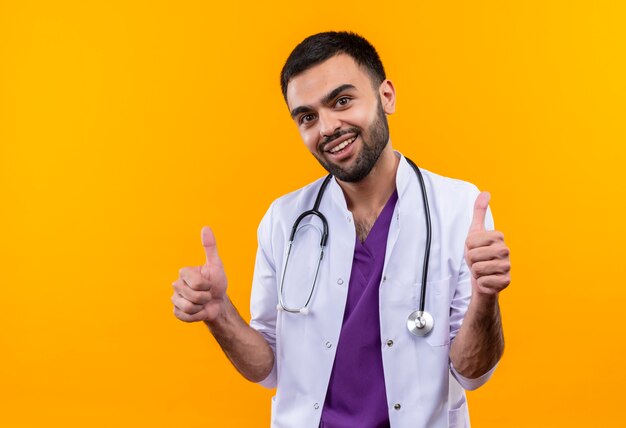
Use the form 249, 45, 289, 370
336, 144, 400, 215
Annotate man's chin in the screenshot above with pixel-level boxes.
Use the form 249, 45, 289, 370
327, 163, 372, 183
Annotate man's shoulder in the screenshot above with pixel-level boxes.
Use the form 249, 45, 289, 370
408, 165, 482, 226
397, 154, 479, 201
421, 167, 479, 196
414, 165, 488, 228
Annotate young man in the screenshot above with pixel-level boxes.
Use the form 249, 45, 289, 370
172, 32, 511, 428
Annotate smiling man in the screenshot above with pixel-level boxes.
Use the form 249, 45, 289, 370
172, 32, 511, 428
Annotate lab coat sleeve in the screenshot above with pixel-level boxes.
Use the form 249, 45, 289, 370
249, 202, 279, 389
449, 196, 497, 390
450, 361, 497, 391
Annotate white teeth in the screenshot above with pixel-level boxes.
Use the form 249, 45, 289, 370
329, 136, 356, 153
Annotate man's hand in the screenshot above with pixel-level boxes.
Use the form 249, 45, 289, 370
450, 191, 510, 383
172, 226, 228, 323
465, 192, 511, 297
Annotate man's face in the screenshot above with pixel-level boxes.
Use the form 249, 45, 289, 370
286, 54, 395, 182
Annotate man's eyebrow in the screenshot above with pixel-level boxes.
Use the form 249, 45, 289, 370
320, 84, 356, 106
289, 84, 357, 119
290, 105, 311, 120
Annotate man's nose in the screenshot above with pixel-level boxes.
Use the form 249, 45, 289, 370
318, 110, 341, 138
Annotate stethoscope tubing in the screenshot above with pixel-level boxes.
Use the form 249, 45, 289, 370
405, 157, 432, 313
278, 175, 332, 313
278, 159, 434, 336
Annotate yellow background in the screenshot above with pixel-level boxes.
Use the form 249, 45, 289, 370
1, 1, 624, 426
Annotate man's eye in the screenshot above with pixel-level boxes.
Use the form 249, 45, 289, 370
300, 114, 316, 124
336, 97, 350, 107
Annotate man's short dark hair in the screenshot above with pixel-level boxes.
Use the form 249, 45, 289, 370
280, 31, 386, 102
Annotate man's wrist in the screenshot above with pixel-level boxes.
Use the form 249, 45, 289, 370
202, 295, 231, 331
469, 289, 499, 312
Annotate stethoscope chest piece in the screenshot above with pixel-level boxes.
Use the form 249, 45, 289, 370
407, 310, 434, 336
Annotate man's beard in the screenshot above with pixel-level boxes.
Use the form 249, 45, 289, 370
314, 100, 390, 183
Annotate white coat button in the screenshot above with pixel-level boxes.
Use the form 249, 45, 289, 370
394, 403, 401, 410
314, 403, 320, 409
347, 217, 352, 223
325, 341, 332, 348
337, 278, 344, 285
386, 339, 394, 347
382, 276, 387, 282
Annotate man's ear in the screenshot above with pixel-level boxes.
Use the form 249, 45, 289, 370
379, 79, 396, 114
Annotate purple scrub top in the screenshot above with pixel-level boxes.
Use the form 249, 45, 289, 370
320, 189, 398, 428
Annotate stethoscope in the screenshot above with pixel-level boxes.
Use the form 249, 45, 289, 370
277, 157, 434, 337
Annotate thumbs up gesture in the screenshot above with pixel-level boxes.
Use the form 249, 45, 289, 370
172, 226, 229, 323
465, 192, 511, 297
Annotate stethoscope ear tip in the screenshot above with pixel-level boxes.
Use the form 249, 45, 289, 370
276, 304, 284, 312
299, 307, 310, 315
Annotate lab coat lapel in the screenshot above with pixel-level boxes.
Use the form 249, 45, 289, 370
310, 177, 355, 352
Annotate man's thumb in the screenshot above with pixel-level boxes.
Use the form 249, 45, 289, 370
201, 226, 221, 267
469, 191, 491, 233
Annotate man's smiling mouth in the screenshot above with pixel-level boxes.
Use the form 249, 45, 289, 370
329, 136, 357, 153
324, 133, 358, 155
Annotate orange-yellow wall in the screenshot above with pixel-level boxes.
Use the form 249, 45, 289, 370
1, 1, 624, 426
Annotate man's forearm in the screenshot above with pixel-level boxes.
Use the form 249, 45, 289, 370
204, 295, 274, 383
449, 293, 504, 379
